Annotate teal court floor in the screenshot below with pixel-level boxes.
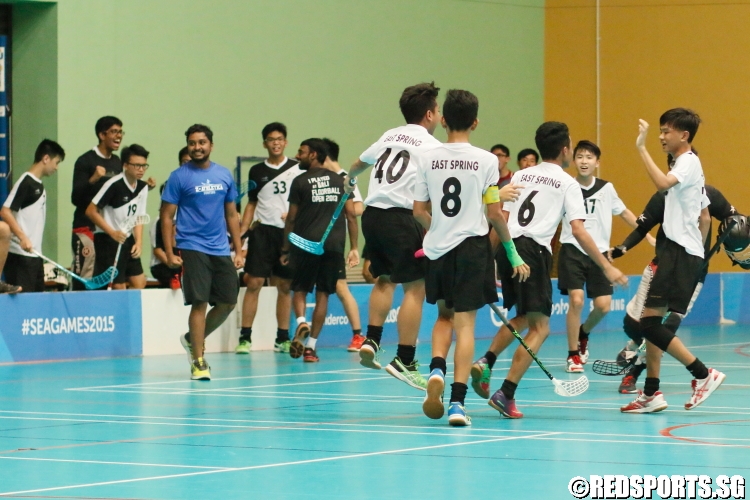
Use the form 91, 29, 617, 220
0, 325, 748, 499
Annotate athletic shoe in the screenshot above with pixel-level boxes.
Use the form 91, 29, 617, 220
685, 368, 726, 410
578, 337, 589, 364
488, 389, 523, 419
385, 357, 427, 391
303, 347, 319, 363
274, 340, 291, 353
347, 334, 366, 352
191, 357, 211, 380
290, 322, 310, 359
359, 338, 383, 370
422, 369, 445, 419
470, 357, 492, 399
0, 281, 20, 294
566, 355, 584, 373
620, 390, 668, 413
447, 403, 471, 426
235, 338, 252, 354
619, 375, 638, 394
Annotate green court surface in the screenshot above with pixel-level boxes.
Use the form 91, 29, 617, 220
0, 325, 747, 499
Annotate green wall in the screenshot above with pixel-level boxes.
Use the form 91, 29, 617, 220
14, 0, 544, 267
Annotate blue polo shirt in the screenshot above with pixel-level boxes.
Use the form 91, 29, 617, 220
162, 161, 238, 256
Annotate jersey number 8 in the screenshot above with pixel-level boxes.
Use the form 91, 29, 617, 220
440, 177, 462, 217
374, 148, 410, 184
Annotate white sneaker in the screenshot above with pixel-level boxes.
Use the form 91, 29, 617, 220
566, 355, 584, 373
685, 368, 726, 410
621, 390, 668, 413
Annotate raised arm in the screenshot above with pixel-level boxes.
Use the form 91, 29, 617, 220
636, 119, 679, 192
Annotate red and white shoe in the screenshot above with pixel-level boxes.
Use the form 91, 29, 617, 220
347, 334, 366, 352
685, 368, 726, 410
620, 390, 668, 413
578, 337, 589, 364
566, 355, 584, 373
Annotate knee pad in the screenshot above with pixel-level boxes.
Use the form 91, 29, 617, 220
622, 314, 643, 344
640, 316, 675, 351
663, 312, 683, 334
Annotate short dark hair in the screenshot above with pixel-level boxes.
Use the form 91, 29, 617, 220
159, 182, 167, 196
574, 140, 601, 159
442, 89, 478, 131
535, 122, 570, 161
660, 108, 701, 143
517, 148, 539, 162
399, 82, 440, 125
262, 122, 287, 140
34, 139, 65, 163
321, 138, 339, 162
300, 138, 328, 164
178, 146, 189, 164
491, 144, 509, 156
185, 124, 213, 143
121, 144, 150, 164
95, 116, 122, 139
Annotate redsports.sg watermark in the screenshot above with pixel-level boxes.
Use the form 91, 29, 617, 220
568, 475, 745, 499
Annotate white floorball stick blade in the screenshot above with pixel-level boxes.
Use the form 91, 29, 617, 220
553, 375, 589, 397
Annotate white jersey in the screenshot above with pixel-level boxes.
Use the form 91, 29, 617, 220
91, 174, 149, 236
560, 178, 626, 253
414, 143, 499, 259
3, 172, 46, 257
360, 124, 441, 210
664, 150, 706, 258
503, 162, 587, 253
247, 158, 304, 228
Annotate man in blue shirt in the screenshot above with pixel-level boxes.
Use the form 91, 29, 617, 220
161, 124, 244, 380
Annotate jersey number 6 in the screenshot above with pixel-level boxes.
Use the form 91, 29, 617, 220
374, 148, 410, 184
518, 190, 539, 227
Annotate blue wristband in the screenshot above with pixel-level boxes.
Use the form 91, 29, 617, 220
502, 240, 525, 268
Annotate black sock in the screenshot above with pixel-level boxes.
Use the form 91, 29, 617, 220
501, 379, 518, 400
352, 328, 362, 337
430, 356, 447, 375
644, 377, 660, 397
275, 328, 289, 343
450, 382, 468, 405
631, 363, 647, 381
184, 332, 191, 343
397, 344, 416, 365
686, 358, 709, 380
366, 325, 383, 345
485, 351, 497, 370
579, 325, 589, 340
568, 350, 579, 358
240, 327, 252, 341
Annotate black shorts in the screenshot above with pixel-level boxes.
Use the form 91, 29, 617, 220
289, 248, 343, 295
93, 234, 144, 286
180, 249, 239, 306
557, 243, 613, 298
5, 253, 44, 292
425, 233, 497, 313
244, 224, 293, 280
151, 263, 180, 288
644, 238, 703, 314
361, 207, 425, 283
497, 236, 553, 317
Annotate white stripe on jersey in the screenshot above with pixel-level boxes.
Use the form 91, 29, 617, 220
3, 172, 46, 257
664, 151, 705, 258
414, 143, 499, 259
503, 162, 587, 253
252, 160, 304, 228
559, 178, 626, 253
360, 124, 441, 210
91, 173, 149, 236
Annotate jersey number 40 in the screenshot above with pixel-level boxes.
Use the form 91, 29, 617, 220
374, 148, 410, 184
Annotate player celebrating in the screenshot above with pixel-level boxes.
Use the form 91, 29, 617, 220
237, 123, 303, 354
343, 82, 442, 390
557, 140, 641, 373
621, 109, 725, 413
280, 139, 359, 362
486, 122, 626, 419
413, 89, 529, 426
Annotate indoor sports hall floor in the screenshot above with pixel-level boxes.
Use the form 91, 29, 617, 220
0, 325, 748, 499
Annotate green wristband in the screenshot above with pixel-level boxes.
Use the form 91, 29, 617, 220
502, 240, 525, 268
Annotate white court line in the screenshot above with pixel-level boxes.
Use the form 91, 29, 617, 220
0, 456, 225, 469
687, 341, 750, 349
0, 432, 559, 497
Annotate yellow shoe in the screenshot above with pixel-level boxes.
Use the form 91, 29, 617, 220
191, 357, 211, 380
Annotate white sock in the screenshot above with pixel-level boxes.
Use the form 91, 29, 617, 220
306, 337, 317, 349
296, 316, 306, 326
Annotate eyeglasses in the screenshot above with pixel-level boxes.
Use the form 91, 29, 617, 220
108, 129, 125, 137
265, 137, 285, 144
127, 162, 149, 170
